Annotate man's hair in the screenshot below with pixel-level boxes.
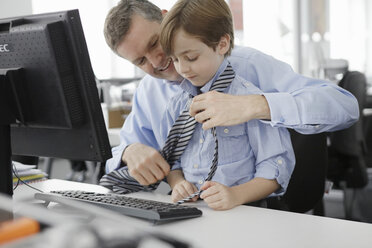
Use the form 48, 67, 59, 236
160, 0, 234, 57
104, 0, 162, 52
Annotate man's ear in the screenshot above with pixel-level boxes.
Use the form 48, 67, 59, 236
217, 34, 231, 55
161, 9, 168, 17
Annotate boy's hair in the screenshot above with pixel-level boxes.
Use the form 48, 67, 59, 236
104, 0, 162, 52
160, 0, 234, 57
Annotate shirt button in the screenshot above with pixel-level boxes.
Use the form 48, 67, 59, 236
198, 179, 204, 185
277, 159, 283, 165
224, 128, 229, 134
199, 138, 204, 143
244, 82, 250, 87
193, 164, 199, 169
280, 117, 285, 123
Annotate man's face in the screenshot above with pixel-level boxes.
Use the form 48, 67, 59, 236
116, 14, 182, 82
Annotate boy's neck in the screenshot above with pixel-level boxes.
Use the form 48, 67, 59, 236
200, 59, 228, 90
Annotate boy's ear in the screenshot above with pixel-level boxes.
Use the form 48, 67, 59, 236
218, 34, 231, 55
161, 9, 168, 17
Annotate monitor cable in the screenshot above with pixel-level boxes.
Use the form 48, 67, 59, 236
12, 162, 44, 193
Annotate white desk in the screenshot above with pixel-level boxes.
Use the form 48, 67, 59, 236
13, 179, 372, 248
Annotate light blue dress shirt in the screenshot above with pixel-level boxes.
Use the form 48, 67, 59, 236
161, 60, 295, 194
106, 46, 358, 173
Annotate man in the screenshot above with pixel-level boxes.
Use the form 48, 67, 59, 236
103, 0, 359, 187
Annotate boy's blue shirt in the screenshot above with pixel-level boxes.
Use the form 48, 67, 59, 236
161, 59, 295, 195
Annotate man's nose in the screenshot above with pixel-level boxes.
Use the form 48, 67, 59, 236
147, 45, 164, 68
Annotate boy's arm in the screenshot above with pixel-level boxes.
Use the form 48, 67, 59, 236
167, 170, 186, 189
230, 177, 279, 204
200, 178, 279, 210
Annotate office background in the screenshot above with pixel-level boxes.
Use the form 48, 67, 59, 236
2, 0, 372, 223
1, 0, 371, 84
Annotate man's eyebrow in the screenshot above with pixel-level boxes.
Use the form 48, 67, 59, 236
132, 34, 158, 65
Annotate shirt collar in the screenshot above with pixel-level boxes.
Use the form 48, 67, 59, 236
179, 59, 229, 97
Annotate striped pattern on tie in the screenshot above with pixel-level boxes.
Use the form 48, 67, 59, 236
100, 63, 235, 197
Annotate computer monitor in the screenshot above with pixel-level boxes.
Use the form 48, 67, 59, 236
0, 9, 112, 196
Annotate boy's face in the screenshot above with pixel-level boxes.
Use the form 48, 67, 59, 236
171, 29, 227, 87
116, 14, 182, 82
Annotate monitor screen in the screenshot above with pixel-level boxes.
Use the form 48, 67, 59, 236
0, 9, 112, 196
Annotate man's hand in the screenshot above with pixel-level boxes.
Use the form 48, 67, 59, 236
171, 179, 198, 203
189, 91, 271, 130
122, 143, 170, 185
200, 181, 241, 210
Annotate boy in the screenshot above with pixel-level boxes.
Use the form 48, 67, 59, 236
158, 0, 295, 210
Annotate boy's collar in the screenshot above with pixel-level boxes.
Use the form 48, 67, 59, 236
179, 59, 229, 96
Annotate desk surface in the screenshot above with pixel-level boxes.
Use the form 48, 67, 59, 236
13, 179, 372, 248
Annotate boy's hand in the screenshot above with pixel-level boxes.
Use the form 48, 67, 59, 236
200, 181, 240, 210
171, 180, 198, 203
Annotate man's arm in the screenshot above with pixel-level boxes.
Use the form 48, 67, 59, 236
221, 46, 360, 134
190, 91, 270, 130
105, 76, 180, 182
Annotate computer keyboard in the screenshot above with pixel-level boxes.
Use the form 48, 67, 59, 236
34, 190, 202, 223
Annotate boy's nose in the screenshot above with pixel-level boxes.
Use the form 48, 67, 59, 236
179, 62, 190, 74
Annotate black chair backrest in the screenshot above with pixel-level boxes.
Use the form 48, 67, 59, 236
282, 130, 328, 213
327, 71, 368, 188
330, 71, 366, 156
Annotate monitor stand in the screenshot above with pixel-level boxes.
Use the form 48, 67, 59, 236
0, 69, 23, 197
0, 125, 13, 196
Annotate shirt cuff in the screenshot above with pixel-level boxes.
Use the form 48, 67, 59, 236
254, 156, 291, 196
263, 92, 301, 127
105, 144, 130, 173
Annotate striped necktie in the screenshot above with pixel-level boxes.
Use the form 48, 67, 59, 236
99, 63, 235, 199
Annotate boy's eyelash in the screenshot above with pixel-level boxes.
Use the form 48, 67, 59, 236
171, 56, 197, 62
151, 38, 158, 47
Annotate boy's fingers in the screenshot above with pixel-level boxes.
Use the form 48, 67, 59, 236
200, 184, 218, 199
200, 181, 215, 191
202, 191, 221, 203
184, 182, 197, 195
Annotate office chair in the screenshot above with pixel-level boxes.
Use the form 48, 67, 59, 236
327, 70, 368, 219
267, 130, 328, 213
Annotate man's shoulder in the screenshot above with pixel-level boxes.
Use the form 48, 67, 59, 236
229, 46, 274, 64
230, 46, 259, 60
140, 74, 167, 87
229, 74, 263, 95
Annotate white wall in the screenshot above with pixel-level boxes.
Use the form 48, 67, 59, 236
0, 0, 32, 18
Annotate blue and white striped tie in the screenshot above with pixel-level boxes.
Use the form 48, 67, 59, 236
100, 63, 235, 201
